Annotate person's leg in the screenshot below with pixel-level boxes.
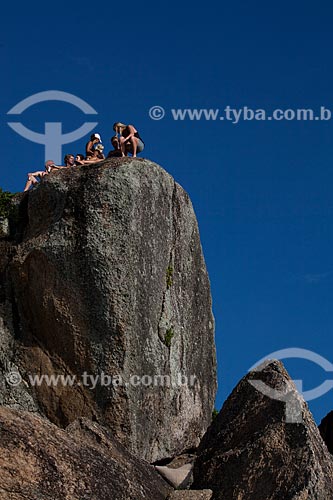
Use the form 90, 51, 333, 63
120, 136, 128, 156
23, 179, 33, 192
130, 137, 138, 157
23, 174, 38, 192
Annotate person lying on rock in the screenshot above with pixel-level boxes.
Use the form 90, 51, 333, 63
113, 122, 144, 158
64, 154, 75, 167
75, 153, 100, 165
75, 147, 104, 165
23, 160, 63, 192
86, 133, 102, 159
75, 154, 86, 165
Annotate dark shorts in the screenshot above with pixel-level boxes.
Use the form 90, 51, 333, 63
127, 138, 144, 154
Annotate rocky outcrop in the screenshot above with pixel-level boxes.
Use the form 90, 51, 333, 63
193, 360, 333, 500
0, 157, 217, 462
5, 156, 333, 499
0, 406, 172, 500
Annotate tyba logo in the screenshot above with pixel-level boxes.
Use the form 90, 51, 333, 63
7, 90, 98, 165
248, 348, 333, 424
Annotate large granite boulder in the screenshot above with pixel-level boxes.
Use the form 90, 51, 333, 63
193, 360, 333, 499
0, 157, 217, 462
0, 406, 172, 500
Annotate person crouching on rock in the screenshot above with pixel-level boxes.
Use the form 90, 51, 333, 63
23, 160, 63, 192
113, 122, 144, 158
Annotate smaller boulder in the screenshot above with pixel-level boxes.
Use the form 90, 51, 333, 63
193, 360, 333, 500
155, 463, 193, 488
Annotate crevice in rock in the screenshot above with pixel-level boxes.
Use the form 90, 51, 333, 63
157, 181, 178, 349
10, 292, 23, 341
11, 192, 30, 244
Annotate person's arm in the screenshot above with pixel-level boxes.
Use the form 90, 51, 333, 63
77, 159, 96, 164
86, 140, 95, 155
122, 125, 137, 142
29, 170, 46, 177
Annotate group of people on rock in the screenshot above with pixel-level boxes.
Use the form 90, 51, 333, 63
23, 122, 144, 192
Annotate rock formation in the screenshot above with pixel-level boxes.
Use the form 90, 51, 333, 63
193, 360, 333, 499
2, 157, 333, 499
0, 157, 217, 463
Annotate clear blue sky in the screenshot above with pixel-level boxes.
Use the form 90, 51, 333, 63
1, 0, 333, 423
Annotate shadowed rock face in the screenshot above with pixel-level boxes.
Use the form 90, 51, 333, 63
0, 407, 172, 500
0, 158, 217, 462
319, 411, 333, 455
193, 360, 333, 500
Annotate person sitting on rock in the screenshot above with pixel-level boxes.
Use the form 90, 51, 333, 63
86, 133, 102, 159
23, 171, 47, 192
93, 143, 105, 160
23, 160, 63, 192
107, 135, 123, 158
113, 122, 144, 158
